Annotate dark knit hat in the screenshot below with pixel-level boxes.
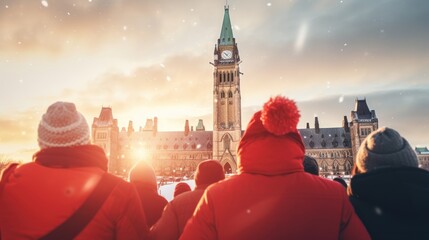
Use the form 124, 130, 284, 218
129, 161, 158, 192
195, 160, 225, 187
303, 155, 319, 176
237, 96, 305, 175
38, 101, 90, 149
174, 182, 191, 198
356, 127, 419, 173
333, 177, 348, 189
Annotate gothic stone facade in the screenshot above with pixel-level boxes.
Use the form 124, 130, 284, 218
92, 98, 380, 178
92, 6, 383, 178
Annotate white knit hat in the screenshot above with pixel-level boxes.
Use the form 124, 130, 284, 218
38, 101, 90, 149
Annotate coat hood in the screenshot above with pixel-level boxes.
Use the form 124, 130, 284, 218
349, 166, 429, 219
237, 100, 305, 176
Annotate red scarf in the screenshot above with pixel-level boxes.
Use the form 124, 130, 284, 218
33, 145, 108, 171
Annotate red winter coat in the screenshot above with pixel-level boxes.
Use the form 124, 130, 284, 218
0, 145, 148, 240
180, 110, 370, 240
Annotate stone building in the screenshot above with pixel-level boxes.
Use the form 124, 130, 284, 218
416, 147, 429, 171
92, 5, 380, 178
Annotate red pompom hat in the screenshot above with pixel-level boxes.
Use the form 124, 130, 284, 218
237, 96, 305, 175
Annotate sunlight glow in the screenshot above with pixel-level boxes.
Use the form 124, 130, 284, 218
132, 148, 150, 163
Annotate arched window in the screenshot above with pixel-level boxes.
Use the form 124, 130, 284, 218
223, 72, 226, 82
221, 91, 225, 98
224, 162, 232, 174
228, 91, 233, 98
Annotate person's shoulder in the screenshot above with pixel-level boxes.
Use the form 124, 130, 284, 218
108, 175, 137, 197
173, 189, 204, 204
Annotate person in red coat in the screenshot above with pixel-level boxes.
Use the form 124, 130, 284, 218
0, 101, 148, 239
151, 160, 225, 240
129, 160, 168, 228
180, 96, 370, 240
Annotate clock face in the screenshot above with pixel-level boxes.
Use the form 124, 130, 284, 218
221, 50, 233, 59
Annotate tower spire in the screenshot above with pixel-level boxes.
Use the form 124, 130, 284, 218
219, 4, 234, 46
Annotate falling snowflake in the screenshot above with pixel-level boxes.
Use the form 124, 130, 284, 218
344, 43, 348, 46
339, 95, 344, 103
89, 0, 92, 2
5, 5, 9, 8
41, 0, 48, 7
196, 144, 201, 149
190, 8, 194, 12
326, 81, 331, 89
160, 63, 165, 68
374, 207, 382, 215
234, 25, 240, 31
267, 3, 272, 7
123, 25, 127, 31
166, 76, 171, 82
67, 12, 71, 16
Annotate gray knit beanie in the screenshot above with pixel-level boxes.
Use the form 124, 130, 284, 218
356, 127, 418, 173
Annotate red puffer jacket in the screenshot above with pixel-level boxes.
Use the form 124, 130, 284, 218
0, 145, 148, 240
180, 109, 369, 240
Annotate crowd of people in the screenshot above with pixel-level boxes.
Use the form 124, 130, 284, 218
0, 97, 427, 239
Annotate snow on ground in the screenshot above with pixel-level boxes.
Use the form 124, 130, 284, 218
158, 180, 195, 202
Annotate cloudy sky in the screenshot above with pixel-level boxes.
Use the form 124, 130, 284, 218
1, 0, 428, 161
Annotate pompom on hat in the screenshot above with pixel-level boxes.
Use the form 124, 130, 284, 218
237, 96, 305, 175
355, 127, 419, 173
38, 101, 90, 149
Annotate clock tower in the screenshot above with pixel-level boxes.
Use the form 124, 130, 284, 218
212, 5, 242, 173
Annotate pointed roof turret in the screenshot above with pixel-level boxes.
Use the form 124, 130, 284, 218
219, 6, 234, 46
354, 98, 372, 119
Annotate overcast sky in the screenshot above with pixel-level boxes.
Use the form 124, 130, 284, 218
1, 0, 428, 161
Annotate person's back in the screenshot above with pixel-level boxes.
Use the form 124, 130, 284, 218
151, 160, 225, 240
0, 161, 147, 239
129, 160, 168, 228
0, 102, 148, 239
348, 127, 429, 240
181, 96, 369, 240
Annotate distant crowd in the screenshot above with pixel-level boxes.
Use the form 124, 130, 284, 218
1, 97, 428, 240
